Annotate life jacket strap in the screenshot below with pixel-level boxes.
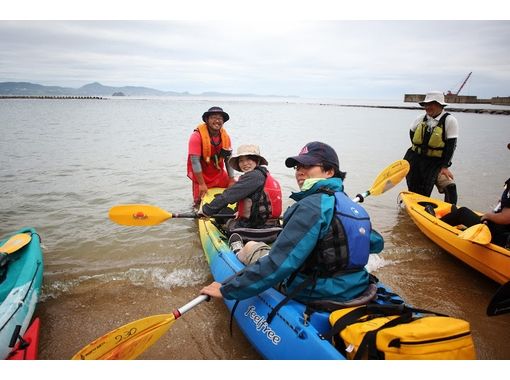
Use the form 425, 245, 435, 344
267, 274, 315, 324
229, 300, 241, 337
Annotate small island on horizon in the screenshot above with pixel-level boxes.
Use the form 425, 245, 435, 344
1, 81, 509, 115
0, 81, 294, 99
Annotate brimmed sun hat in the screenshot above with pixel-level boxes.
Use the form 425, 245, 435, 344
202, 106, 230, 122
419, 91, 448, 107
228, 144, 268, 172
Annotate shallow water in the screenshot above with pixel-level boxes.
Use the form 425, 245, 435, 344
1, 97, 509, 359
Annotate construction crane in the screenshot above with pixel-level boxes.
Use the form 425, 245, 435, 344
446, 72, 472, 95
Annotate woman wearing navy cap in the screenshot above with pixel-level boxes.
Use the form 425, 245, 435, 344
201, 141, 384, 309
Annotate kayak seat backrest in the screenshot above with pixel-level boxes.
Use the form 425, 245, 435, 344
228, 226, 282, 244
418, 201, 452, 219
306, 283, 378, 312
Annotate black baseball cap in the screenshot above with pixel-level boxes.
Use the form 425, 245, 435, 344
285, 141, 340, 169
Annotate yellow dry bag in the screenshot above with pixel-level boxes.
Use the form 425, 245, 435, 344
327, 304, 476, 360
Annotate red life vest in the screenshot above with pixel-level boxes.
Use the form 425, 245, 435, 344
263, 171, 283, 218
237, 168, 282, 226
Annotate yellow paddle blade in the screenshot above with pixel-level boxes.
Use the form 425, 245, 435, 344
458, 223, 492, 245
369, 159, 410, 196
0, 233, 32, 254
72, 314, 176, 360
109, 204, 172, 226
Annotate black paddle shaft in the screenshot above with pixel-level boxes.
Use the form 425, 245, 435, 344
172, 212, 236, 219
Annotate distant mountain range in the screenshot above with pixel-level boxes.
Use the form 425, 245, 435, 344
0, 81, 288, 98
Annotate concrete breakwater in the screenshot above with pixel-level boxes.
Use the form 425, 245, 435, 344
405, 94, 510, 106
0, 95, 104, 99
1, 95, 508, 115
318, 103, 510, 115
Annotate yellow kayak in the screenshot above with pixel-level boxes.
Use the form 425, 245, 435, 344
399, 191, 510, 285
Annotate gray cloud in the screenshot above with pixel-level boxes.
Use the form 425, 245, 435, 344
1, 20, 509, 98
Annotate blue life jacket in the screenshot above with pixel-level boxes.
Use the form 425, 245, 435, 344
302, 190, 371, 276
267, 189, 373, 323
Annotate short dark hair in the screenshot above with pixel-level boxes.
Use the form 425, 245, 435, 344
323, 163, 346, 180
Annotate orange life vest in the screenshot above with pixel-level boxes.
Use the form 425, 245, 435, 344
195, 123, 231, 166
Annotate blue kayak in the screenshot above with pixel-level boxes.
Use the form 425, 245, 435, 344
0, 227, 43, 360
198, 189, 403, 360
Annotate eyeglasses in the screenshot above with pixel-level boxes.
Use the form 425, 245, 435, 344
294, 163, 323, 170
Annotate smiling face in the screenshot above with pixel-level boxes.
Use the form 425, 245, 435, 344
294, 163, 335, 189
206, 114, 224, 135
238, 156, 258, 172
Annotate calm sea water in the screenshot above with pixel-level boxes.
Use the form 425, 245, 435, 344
1, 97, 509, 360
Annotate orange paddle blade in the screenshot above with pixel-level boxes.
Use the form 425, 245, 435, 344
72, 295, 209, 360
0, 233, 32, 254
72, 314, 175, 360
369, 159, 410, 196
458, 223, 492, 245
108, 204, 172, 226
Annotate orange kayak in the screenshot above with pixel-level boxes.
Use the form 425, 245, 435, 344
399, 191, 510, 285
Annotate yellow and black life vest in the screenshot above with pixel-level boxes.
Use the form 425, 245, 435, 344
411, 113, 450, 158
195, 123, 231, 167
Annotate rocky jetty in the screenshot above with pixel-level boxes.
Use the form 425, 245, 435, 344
318, 103, 510, 115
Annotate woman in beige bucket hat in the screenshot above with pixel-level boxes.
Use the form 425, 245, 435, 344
228, 144, 268, 172
199, 144, 283, 243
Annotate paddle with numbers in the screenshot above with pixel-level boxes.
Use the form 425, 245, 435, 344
109, 159, 410, 227
72, 294, 209, 360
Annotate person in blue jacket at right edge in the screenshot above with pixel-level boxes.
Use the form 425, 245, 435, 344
201, 141, 384, 315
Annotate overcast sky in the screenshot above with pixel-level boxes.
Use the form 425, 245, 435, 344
1, 16, 509, 99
